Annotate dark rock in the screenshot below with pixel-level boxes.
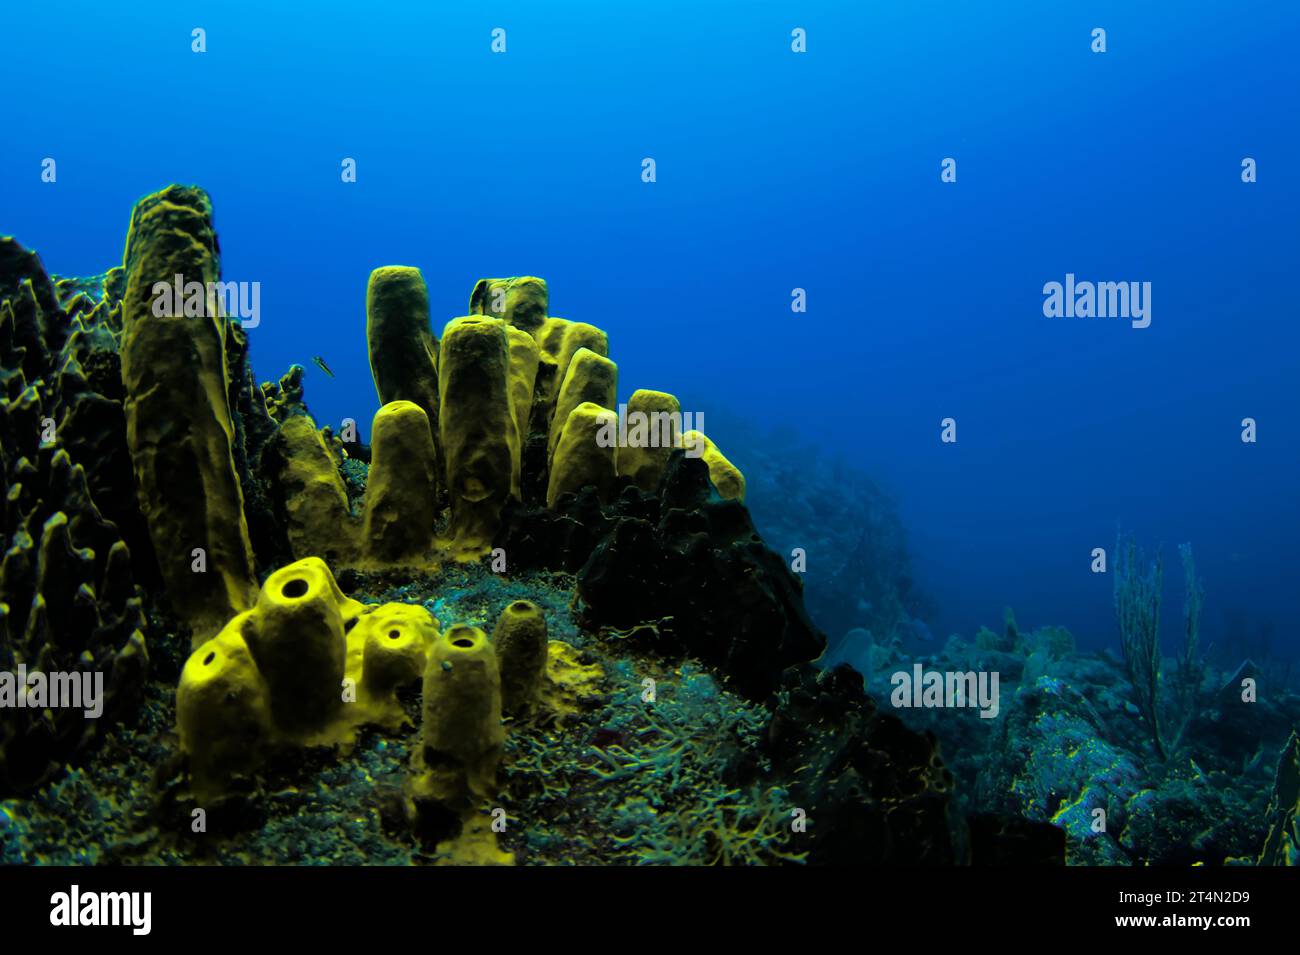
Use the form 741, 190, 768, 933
763, 662, 956, 864
967, 812, 1066, 865
577, 453, 824, 698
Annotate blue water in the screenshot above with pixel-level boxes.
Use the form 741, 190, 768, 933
3, 1, 1296, 658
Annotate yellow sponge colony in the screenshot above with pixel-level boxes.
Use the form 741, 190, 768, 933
356, 270, 747, 575
176, 557, 440, 798
438, 317, 518, 559
682, 430, 747, 501
413, 625, 505, 807
616, 389, 683, 492
491, 600, 548, 715
547, 402, 618, 507
362, 401, 439, 568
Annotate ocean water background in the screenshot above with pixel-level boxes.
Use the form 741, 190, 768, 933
2, 1, 1296, 659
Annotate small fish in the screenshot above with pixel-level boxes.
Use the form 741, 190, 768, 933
312, 356, 335, 379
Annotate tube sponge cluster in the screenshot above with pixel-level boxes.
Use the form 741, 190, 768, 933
268, 270, 747, 578
353, 272, 749, 567
102, 185, 741, 715
174, 556, 587, 861
176, 557, 438, 800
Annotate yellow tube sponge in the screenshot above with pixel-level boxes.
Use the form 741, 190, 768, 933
682, 430, 747, 502
491, 600, 548, 715
553, 322, 609, 394
366, 266, 441, 451
246, 557, 350, 736
469, 276, 549, 337
438, 317, 517, 558
276, 415, 355, 564
359, 603, 438, 698
506, 326, 541, 498
536, 317, 571, 360
415, 624, 505, 805
549, 347, 617, 462
361, 401, 439, 567
176, 613, 273, 800
174, 557, 453, 797
120, 185, 258, 641
616, 389, 684, 492
547, 402, 618, 507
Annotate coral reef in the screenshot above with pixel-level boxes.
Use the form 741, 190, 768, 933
566, 453, 823, 699
0, 238, 149, 794
2, 184, 1095, 868
764, 662, 958, 864
1257, 731, 1299, 865
843, 609, 1300, 865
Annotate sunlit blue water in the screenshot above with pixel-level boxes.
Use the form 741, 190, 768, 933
3, 0, 1296, 659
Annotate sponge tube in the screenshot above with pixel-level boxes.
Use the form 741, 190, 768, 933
548, 348, 617, 463
616, 389, 683, 492
419, 624, 504, 803
362, 401, 439, 567
438, 317, 517, 557
176, 614, 272, 799
547, 402, 618, 507
491, 600, 548, 715
246, 557, 349, 734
